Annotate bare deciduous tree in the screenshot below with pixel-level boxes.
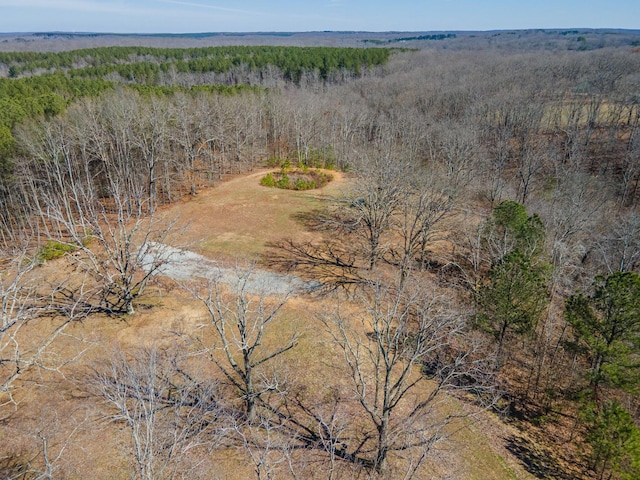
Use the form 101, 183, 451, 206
186, 265, 299, 421
89, 346, 223, 480
322, 277, 495, 476
47, 184, 178, 315
594, 211, 640, 274
0, 247, 83, 410
393, 165, 457, 282
24, 409, 89, 480
229, 413, 294, 480
340, 154, 407, 270
619, 116, 640, 206
514, 139, 549, 206
17, 112, 181, 315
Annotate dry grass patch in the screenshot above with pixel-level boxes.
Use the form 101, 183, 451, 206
0, 170, 534, 479
166, 169, 344, 259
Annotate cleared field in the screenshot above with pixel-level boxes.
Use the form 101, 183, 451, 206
0, 170, 536, 479
168, 169, 345, 258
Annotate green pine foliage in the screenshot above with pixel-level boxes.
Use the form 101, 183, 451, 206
581, 400, 640, 480
0, 44, 389, 200
490, 199, 546, 260
259, 168, 333, 191
476, 201, 550, 361
260, 172, 276, 187
0, 73, 113, 129
476, 250, 550, 358
0, 46, 393, 81
565, 271, 640, 394
35, 239, 77, 263
0, 46, 395, 174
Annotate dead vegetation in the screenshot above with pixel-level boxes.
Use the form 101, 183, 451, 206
1, 35, 640, 479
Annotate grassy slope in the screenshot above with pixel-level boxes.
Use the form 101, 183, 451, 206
157, 170, 533, 479
1, 170, 534, 479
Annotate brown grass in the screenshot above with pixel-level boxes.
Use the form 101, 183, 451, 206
166, 168, 345, 259
0, 169, 540, 479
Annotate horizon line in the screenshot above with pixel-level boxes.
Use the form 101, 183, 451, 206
2, 27, 640, 36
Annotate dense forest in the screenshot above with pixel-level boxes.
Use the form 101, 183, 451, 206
1, 32, 640, 479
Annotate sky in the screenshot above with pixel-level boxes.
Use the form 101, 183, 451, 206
0, 0, 638, 34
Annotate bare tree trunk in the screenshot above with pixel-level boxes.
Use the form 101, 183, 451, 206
322, 275, 497, 476
185, 264, 299, 421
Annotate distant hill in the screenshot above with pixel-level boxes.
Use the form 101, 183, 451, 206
1, 29, 639, 52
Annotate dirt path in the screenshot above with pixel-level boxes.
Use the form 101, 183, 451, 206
143, 242, 318, 294
143, 168, 345, 293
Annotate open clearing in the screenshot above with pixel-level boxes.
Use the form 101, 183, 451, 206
142, 170, 535, 479
4, 169, 535, 480
165, 169, 346, 258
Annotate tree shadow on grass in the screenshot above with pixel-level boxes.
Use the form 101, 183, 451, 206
263, 239, 366, 294
0, 453, 33, 480
291, 208, 349, 233
505, 434, 575, 479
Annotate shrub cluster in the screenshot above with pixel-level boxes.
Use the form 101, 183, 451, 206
35, 239, 77, 263
260, 168, 333, 191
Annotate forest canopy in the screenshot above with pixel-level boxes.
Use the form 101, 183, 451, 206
1, 31, 640, 479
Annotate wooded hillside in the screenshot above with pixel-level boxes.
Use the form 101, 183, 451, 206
1, 32, 640, 479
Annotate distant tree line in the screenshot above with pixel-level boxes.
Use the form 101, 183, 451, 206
0, 45, 393, 183
0, 42, 640, 479
1, 45, 393, 80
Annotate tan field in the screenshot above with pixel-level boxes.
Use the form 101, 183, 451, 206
0, 170, 537, 480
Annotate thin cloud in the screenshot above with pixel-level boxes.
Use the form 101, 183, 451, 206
160, 0, 344, 27
158, 0, 268, 17
0, 0, 367, 32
